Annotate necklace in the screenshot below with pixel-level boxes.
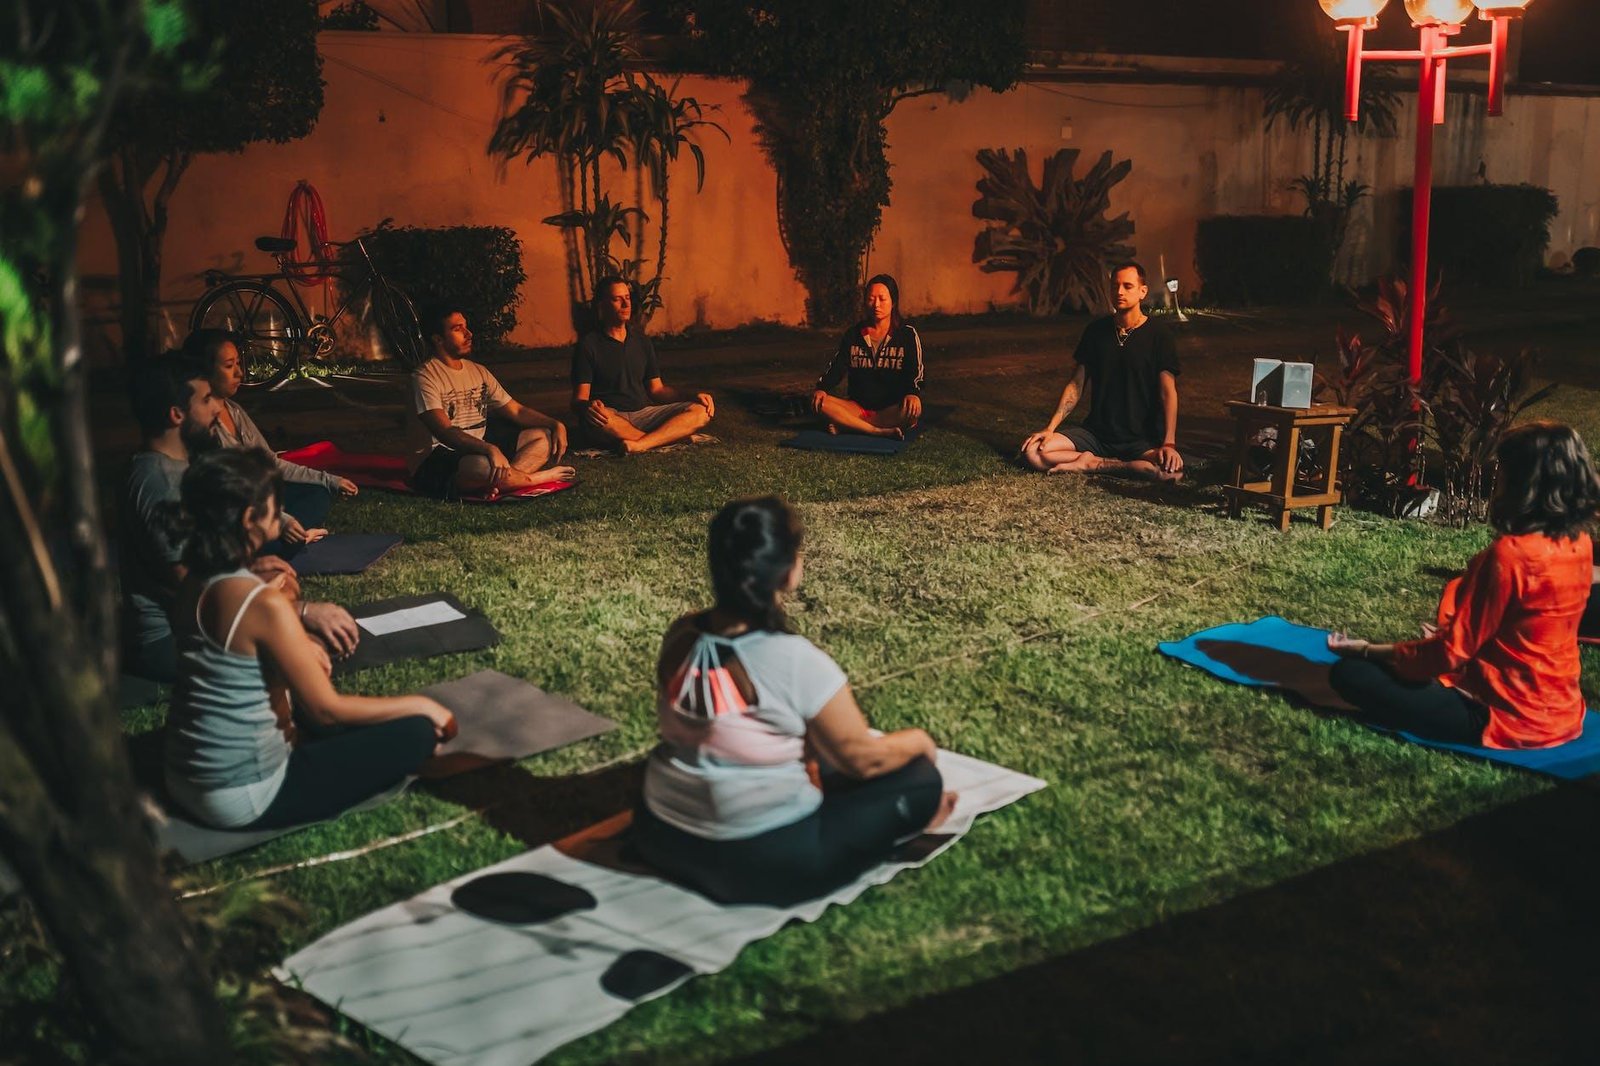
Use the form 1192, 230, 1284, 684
1115, 316, 1145, 348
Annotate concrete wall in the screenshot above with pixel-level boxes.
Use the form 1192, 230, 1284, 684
76, 32, 1600, 350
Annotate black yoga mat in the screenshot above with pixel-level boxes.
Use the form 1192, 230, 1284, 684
290, 533, 404, 576
333, 593, 501, 677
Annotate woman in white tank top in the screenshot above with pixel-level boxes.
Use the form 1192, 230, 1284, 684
164, 449, 455, 830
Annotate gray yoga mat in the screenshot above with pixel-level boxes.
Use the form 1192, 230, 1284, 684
278, 749, 1046, 1066
290, 533, 404, 576
334, 593, 501, 677
152, 671, 616, 864
153, 778, 411, 865
419, 669, 618, 776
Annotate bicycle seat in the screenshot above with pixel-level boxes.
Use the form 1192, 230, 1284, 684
255, 236, 298, 253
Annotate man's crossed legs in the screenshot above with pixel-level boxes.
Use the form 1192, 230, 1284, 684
1021, 426, 1183, 482
586, 400, 712, 454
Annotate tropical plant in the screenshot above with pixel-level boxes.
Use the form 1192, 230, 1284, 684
97, 0, 325, 361
1315, 277, 1553, 522
1426, 345, 1557, 523
971, 148, 1136, 316
488, 0, 723, 328
1264, 36, 1398, 274
675, 0, 1027, 327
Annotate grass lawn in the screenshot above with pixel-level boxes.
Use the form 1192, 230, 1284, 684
32, 302, 1600, 1061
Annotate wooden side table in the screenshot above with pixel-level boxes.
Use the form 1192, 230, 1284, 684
1223, 401, 1356, 531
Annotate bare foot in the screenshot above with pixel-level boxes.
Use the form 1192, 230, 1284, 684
527, 465, 575, 486
926, 791, 959, 830
620, 437, 648, 455
1046, 454, 1099, 475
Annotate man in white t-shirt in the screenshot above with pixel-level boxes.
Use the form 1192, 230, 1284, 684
407, 306, 574, 498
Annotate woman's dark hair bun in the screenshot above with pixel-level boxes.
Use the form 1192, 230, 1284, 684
707, 496, 803, 632
174, 448, 282, 575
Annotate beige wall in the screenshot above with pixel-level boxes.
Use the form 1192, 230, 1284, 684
77, 32, 1600, 350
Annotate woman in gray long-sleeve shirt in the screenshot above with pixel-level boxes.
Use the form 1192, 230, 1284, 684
185, 329, 358, 548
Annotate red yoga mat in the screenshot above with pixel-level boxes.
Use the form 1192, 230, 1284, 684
281, 441, 573, 503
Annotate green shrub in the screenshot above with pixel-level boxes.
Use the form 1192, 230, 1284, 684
1194, 215, 1331, 306
360, 223, 526, 345
1398, 184, 1558, 288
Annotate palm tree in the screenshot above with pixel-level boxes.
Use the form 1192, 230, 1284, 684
1264, 36, 1399, 269
489, 0, 721, 327
629, 75, 726, 320
489, 0, 642, 308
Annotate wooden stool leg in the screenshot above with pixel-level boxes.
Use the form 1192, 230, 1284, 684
1319, 504, 1334, 529
1326, 423, 1346, 501
1227, 416, 1251, 519
1273, 423, 1299, 532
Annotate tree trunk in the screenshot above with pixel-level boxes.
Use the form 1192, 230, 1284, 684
98, 148, 190, 364
653, 165, 670, 307
0, 8, 232, 1052
0, 217, 233, 1065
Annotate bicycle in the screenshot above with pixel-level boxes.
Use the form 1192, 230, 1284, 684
189, 234, 426, 390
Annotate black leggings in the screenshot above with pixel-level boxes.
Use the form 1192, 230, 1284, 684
246, 715, 436, 829
1329, 657, 1489, 745
633, 756, 945, 907
261, 482, 335, 560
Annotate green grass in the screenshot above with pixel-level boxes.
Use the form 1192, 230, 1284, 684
98, 379, 1600, 1064
34, 304, 1600, 1061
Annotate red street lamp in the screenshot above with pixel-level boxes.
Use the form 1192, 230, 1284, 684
1321, 0, 1533, 389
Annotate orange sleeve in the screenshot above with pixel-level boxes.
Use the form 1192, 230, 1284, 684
1391, 543, 1517, 682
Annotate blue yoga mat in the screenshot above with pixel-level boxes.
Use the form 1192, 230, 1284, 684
1159, 616, 1600, 780
780, 427, 921, 455
290, 533, 404, 576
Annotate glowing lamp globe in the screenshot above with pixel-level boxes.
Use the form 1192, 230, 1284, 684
1318, 0, 1390, 21
1404, 0, 1475, 23
1473, 0, 1533, 13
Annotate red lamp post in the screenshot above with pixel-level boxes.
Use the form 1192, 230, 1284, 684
1320, 0, 1533, 389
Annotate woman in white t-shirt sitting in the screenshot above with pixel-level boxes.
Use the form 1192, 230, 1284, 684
634, 496, 957, 906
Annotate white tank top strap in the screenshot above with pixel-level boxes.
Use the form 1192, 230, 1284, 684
222, 582, 272, 653
194, 568, 268, 651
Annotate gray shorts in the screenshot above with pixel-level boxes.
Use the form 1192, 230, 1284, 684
619, 401, 698, 433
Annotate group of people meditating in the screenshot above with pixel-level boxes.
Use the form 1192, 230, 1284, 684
116, 260, 1599, 905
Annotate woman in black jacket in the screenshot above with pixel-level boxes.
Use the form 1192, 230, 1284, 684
811, 274, 925, 439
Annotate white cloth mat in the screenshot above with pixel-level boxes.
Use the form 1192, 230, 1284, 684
277, 749, 1045, 1065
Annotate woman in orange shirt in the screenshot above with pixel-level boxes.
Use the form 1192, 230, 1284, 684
1328, 422, 1599, 748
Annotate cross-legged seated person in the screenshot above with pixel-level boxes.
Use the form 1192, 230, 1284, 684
632, 496, 958, 907
1020, 262, 1183, 481
184, 328, 358, 554
1327, 423, 1598, 747
163, 449, 457, 830
120, 358, 339, 682
572, 276, 714, 454
811, 273, 924, 439
408, 305, 573, 498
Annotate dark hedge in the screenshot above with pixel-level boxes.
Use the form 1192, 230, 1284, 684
1194, 215, 1332, 306
361, 224, 526, 344
1398, 184, 1558, 288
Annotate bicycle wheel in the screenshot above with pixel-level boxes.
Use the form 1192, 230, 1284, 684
189, 281, 305, 389
365, 279, 426, 370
